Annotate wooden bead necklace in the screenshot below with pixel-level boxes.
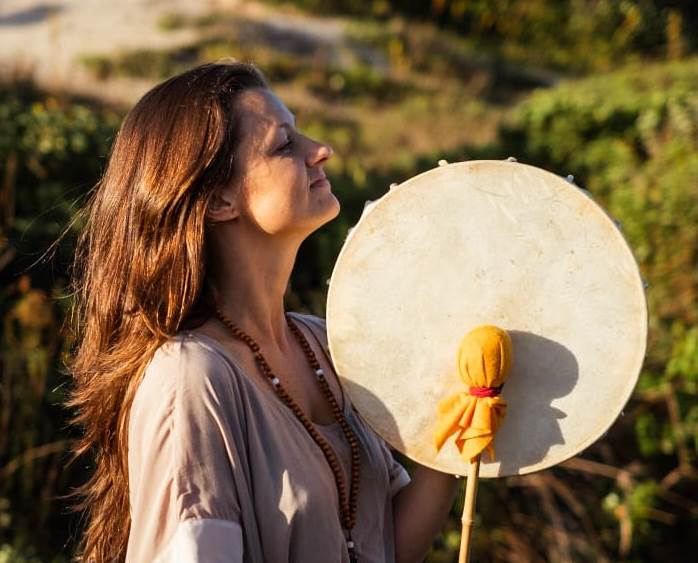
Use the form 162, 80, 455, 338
215, 308, 361, 563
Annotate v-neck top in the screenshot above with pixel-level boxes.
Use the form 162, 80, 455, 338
125, 312, 411, 563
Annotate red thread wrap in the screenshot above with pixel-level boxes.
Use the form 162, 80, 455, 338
468, 384, 504, 398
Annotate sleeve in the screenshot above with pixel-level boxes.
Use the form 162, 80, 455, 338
154, 520, 243, 563
377, 435, 412, 498
127, 338, 244, 563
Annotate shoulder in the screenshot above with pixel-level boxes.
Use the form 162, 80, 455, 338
287, 311, 328, 345
147, 332, 240, 382
287, 311, 326, 330
134, 333, 244, 420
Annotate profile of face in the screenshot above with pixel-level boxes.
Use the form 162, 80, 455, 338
208, 87, 340, 238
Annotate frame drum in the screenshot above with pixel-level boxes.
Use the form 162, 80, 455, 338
326, 160, 647, 477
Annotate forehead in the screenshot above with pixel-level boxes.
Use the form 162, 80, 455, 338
235, 88, 294, 140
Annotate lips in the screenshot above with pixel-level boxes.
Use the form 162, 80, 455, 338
310, 175, 329, 188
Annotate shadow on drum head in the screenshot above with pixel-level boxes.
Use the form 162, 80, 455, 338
494, 330, 578, 476
342, 330, 578, 477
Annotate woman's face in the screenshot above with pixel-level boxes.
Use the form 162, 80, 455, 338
227, 87, 340, 236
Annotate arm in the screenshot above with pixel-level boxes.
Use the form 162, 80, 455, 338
128, 339, 245, 562
393, 464, 460, 563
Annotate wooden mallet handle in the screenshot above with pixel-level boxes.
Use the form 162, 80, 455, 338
459, 455, 481, 563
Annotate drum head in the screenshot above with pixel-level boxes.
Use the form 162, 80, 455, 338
326, 160, 647, 477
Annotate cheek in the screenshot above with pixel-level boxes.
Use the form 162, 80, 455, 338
257, 158, 307, 188
287, 158, 308, 185
240, 158, 312, 228
246, 182, 308, 233
270, 161, 308, 196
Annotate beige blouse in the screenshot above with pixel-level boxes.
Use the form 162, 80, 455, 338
126, 312, 411, 562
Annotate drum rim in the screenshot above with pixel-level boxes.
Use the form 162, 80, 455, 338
326, 159, 649, 477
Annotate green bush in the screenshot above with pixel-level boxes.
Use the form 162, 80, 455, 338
265, 0, 697, 73
0, 82, 120, 557
497, 57, 698, 558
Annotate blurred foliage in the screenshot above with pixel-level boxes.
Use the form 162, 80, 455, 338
2, 3, 698, 561
0, 82, 119, 559
156, 11, 189, 32
502, 59, 698, 330
80, 39, 418, 106
488, 57, 698, 560
266, 0, 696, 73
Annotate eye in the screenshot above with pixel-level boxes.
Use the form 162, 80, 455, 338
278, 137, 293, 151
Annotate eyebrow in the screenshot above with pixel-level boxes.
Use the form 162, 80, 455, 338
277, 113, 297, 129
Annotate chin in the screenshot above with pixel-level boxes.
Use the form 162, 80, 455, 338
321, 194, 341, 221
304, 197, 341, 234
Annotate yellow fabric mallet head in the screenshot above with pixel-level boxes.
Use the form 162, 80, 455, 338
433, 324, 513, 462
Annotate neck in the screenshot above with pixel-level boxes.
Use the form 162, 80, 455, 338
209, 225, 303, 354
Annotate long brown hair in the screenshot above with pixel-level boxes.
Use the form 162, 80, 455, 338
65, 62, 269, 562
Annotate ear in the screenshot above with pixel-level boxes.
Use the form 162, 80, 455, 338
206, 184, 240, 223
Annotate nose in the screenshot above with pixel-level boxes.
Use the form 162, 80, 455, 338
308, 139, 333, 166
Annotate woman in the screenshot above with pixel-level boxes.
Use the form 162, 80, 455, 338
66, 61, 459, 562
